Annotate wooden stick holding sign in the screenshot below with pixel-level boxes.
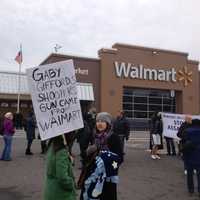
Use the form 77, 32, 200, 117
62, 134, 67, 146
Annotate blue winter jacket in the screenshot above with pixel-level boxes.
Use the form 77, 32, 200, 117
184, 126, 200, 168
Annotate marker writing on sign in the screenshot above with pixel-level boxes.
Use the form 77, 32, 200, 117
38, 110, 81, 132
32, 68, 61, 81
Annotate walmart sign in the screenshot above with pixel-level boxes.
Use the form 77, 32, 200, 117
114, 61, 176, 82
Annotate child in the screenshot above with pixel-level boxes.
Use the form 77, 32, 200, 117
78, 112, 123, 200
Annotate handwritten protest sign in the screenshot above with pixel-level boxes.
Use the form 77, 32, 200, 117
162, 113, 200, 139
26, 60, 83, 140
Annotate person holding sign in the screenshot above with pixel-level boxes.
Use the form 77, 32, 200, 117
182, 119, 200, 196
43, 134, 76, 200
151, 112, 162, 160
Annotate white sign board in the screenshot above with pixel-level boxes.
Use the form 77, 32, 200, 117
162, 113, 200, 139
26, 60, 84, 140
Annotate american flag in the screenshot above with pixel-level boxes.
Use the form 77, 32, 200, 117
15, 50, 22, 64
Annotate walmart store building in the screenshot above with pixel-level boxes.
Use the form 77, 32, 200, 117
0, 43, 199, 129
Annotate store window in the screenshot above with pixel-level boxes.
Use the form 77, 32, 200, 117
11, 103, 17, 107
1, 102, 9, 107
21, 103, 28, 108
123, 87, 176, 119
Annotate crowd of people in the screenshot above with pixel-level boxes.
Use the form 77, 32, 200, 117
1, 108, 200, 199
150, 111, 200, 197
0, 109, 130, 200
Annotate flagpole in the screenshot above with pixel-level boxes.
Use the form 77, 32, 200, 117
17, 44, 22, 113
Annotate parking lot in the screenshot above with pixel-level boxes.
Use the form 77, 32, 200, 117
0, 131, 197, 200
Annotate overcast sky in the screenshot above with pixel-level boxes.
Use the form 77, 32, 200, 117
0, 0, 200, 72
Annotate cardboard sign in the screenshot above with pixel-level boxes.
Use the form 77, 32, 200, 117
26, 60, 83, 140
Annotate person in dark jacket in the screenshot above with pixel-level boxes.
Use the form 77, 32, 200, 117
94, 112, 123, 160
113, 110, 130, 154
177, 115, 192, 174
78, 112, 123, 200
164, 137, 176, 156
14, 112, 23, 129
77, 118, 93, 168
86, 109, 96, 134
24, 112, 36, 155
151, 112, 162, 159
182, 119, 200, 196
149, 111, 158, 150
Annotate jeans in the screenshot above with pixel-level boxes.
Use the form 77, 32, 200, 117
165, 137, 176, 155
1, 135, 13, 160
187, 166, 200, 193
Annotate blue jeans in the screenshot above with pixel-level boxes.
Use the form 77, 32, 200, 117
1, 135, 13, 160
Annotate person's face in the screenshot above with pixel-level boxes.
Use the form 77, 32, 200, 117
96, 120, 107, 132
8, 114, 13, 120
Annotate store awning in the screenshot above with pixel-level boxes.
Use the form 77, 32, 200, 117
0, 71, 94, 101
77, 82, 94, 101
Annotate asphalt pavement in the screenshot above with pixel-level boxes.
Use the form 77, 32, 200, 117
0, 131, 199, 200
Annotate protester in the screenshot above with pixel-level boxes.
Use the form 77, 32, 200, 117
43, 134, 76, 200
24, 111, 36, 155
67, 131, 77, 157
0, 112, 15, 161
78, 128, 123, 199
113, 110, 130, 155
149, 111, 158, 150
76, 116, 93, 168
181, 119, 200, 196
94, 112, 123, 160
164, 135, 176, 156
14, 112, 23, 129
151, 112, 162, 160
86, 108, 97, 133
94, 112, 113, 151
177, 115, 192, 174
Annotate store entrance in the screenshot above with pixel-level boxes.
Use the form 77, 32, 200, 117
123, 87, 176, 130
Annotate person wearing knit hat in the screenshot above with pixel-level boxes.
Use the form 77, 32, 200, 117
96, 112, 112, 126
94, 112, 113, 151
78, 112, 123, 200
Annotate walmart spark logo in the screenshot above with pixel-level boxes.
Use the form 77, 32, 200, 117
178, 66, 192, 87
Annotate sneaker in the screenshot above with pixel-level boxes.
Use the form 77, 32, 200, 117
184, 170, 187, 175
155, 155, 161, 159
25, 151, 33, 155
151, 155, 157, 160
